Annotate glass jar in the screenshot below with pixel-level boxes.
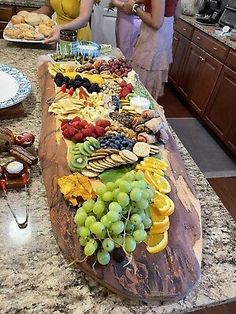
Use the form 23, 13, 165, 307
231, 27, 236, 42
59, 30, 77, 56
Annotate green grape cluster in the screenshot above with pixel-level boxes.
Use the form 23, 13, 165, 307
74, 170, 154, 265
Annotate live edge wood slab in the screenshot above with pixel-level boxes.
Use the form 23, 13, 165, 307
38, 63, 202, 302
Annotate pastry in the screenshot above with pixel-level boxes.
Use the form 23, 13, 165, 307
38, 23, 52, 37
39, 14, 51, 23
11, 15, 25, 25
17, 10, 30, 18
24, 12, 41, 26
10, 145, 38, 165
4, 28, 24, 39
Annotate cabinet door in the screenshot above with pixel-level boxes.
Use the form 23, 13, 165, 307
204, 66, 236, 143
226, 125, 236, 156
181, 43, 222, 115
169, 31, 190, 87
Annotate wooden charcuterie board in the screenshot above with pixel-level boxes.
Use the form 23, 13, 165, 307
38, 63, 202, 301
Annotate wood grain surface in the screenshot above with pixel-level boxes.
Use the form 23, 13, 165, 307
38, 63, 202, 301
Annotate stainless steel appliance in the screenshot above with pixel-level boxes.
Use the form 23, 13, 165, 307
196, 0, 224, 25
219, 5, 236, 28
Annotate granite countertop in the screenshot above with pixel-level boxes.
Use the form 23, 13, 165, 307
0, 0, 44, 8
0, 39, 236, 314
180, 15, 236, 50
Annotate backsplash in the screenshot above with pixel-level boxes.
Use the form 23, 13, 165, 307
1, 0, 44, 7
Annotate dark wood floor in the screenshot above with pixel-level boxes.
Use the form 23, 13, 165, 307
158, 85, 236, 314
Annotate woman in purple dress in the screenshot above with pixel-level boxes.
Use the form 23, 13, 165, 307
111, 0, 141, 60
109, 0, 180, 99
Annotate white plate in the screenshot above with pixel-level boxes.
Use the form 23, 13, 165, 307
3, 21, 44, 44
0, 64, 31, 109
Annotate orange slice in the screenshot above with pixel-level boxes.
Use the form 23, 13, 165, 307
142, 157, 169, 171
153, 174, 171, 194
136, 164, 164, 176
153, 192, 174, 216
146, 231, 168, 254
144, 170, 157, 189
150, 215, 170, 234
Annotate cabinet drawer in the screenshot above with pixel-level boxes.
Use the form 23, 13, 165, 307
174, 19, 194, 40
0, 5, 15, 22
192, 29, 229, 62
225, 49, 236, 72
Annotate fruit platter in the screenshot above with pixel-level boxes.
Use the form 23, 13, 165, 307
38, 55, 202, 301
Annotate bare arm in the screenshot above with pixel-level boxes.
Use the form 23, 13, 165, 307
134, 0, 165, 29
34, 0, 54, 16
110, 0, 165, 30
57, 0, 94, 31
44, 0, 94, 44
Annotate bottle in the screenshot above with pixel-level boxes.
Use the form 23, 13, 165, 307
59, 30, 77, 56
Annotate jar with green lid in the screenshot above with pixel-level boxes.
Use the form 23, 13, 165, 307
59, 30, 77, 56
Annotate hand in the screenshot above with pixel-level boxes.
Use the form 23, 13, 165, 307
44, 25, 60, 44
121, 0, 134, 14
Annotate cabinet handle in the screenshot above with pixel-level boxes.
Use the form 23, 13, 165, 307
213, 47, 217, 51
174, 36, 179, 41
199, 56, 205, 61
196, 36, 201, 40
183, 28, 187, 31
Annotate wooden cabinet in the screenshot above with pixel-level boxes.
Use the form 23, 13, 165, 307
170, 18, 236, 155
169, 31, 190, 88
226, 125, 236, 156
204, 66, 236, 142
181, 43, 222, 115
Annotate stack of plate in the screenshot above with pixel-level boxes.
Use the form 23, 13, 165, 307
0, 64, 31, 110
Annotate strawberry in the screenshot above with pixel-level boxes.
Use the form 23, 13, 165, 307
72, 132, 84, 142
61, 123, 69, 131
81, 120, 88, 128
71, 120, 81, 129
63, 126, 78, 139
95, 126, 105, 137
91, 133, 97, 138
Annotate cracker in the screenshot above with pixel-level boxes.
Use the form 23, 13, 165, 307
110, 154, 126, 163
81, 169, 99, 178
119, 150, 138, 163
133, 142, 151, 157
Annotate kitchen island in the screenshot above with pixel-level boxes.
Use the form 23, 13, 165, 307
0, 40, 235, 313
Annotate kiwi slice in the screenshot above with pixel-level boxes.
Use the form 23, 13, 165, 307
78, 145, 91, 157
82, 141, 96, 155
86, 137, 100, 149
70, 155, 88, 170
69, 160, 80, 173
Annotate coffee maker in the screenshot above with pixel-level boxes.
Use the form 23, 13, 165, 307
196, 0, 224, 25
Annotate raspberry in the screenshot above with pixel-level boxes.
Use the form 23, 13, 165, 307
96, 120, 111, 128
126, 83, 133, 92
63, 126, 78, 139
81, 120, 88, 128
85, 123, 95, 132
82, 128, 93, 137
95, 126, 105, 137
71, 120, 81, 129
120, 80, 127, 88
72, 116, 81, 122
61, 119, 70, 127
72, 132, 84, 142
61, 123, 69, 131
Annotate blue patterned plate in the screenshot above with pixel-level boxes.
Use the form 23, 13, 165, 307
0, 64, 31, 109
